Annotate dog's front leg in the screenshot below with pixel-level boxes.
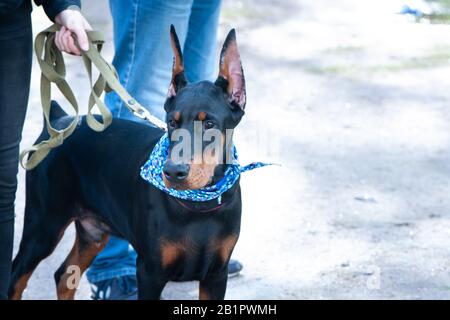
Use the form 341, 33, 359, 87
199, 271, 228, 300
136, 257, 166, 300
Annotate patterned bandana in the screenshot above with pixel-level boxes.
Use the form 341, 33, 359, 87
140, 133, 272, 202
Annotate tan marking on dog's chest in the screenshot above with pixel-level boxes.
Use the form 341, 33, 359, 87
160, 239, 186, 267
210, 235, 239, 263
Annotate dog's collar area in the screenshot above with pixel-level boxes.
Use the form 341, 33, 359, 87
174, 182, 243, 213
140, 133, 272, 204
174, 194, 224, 213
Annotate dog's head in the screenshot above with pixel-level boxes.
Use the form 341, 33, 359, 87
163, 25, 246, 190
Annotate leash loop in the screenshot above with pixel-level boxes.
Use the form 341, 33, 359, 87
20, 24, 166, 170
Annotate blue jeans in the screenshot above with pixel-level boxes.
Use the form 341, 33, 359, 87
86, 0, 222, 284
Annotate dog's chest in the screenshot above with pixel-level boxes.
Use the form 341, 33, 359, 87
158, 230, 238, 281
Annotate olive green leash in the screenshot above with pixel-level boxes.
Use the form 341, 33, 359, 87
20, 24, 167, 170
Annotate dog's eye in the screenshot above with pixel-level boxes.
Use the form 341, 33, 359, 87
168, 119, 178, 129
204, 120, 216, 129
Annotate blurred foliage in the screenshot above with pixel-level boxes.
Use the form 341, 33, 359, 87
425, 0, 450, 9
425, 0, 450, 22
301, 45, 450, 77
221, 0, 299, 29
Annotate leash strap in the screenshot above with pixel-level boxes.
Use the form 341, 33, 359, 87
20, 24, 167, 170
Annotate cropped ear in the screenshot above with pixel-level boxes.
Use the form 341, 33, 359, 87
167, 25, 187, 98
215, 29, 246, 110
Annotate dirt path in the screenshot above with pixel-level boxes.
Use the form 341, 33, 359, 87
16, 0, 450, 299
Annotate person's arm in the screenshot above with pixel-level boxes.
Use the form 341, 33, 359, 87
35, 0, 92, 55
34, 0, 80, 21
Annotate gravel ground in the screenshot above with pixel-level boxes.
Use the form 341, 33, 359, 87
15, 0, 450, 299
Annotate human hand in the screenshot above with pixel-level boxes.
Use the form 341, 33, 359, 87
54, 9, 92, 55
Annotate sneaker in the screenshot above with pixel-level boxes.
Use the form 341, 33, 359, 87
91, 275, 138, 300
228, 259, 243, 278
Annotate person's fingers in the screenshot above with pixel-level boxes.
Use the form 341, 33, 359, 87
67, 34, 81, 55
60, 28, 72, 53
72, 27, 89, 51
54, 26, 66, 52
55, 31, 63, 51
54, 10, 93, 52
60, 28, 71, 53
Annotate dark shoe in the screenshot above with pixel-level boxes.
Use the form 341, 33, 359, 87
228, 259, 243, 278
90, 275, 138, 300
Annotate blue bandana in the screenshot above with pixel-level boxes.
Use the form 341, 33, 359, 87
140, 133, 272, 202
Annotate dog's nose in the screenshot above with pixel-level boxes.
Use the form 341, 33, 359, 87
163, 161, 190, 182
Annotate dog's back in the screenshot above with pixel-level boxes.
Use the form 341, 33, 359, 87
31, 100, 162, 218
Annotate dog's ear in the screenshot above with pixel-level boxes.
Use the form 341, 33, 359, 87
215, 29, 246, 111
167, 25, 187, 99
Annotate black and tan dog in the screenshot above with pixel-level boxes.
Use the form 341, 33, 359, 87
8, 26, 247, 300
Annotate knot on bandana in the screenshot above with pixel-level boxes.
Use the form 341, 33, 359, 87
140, 133, 272, 202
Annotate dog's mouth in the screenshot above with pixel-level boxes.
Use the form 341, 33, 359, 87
163, 177, 211, 191
163, 162, 216, 190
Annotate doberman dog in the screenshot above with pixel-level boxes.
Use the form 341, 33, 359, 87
8, 26, 247, 300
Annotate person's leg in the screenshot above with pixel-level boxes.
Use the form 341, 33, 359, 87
183, 0, 222, 82
88, 0, 194, 299
105, 0, 194, 120
0, 17, 32, 299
